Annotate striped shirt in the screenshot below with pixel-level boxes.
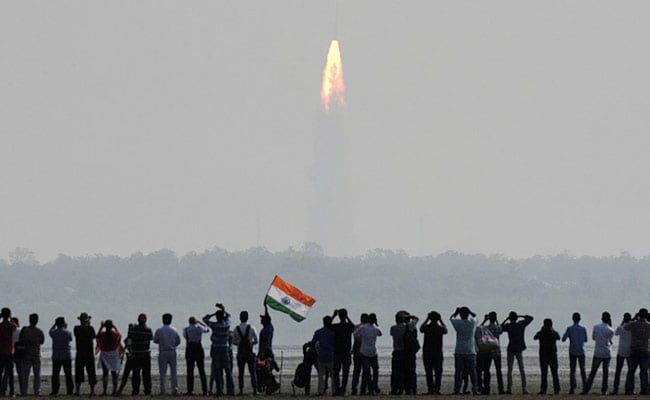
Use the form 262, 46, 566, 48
203, 314, 231, 352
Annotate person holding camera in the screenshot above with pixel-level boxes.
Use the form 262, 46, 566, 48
96, 319, 124, 396
203, 303, 235, 396
330, 308, 355, 396
420, 311, 447, 395
502, 311, 534, 394
73, 312, 96, 396
49, 317, 73, 395
450, 306, 478, 395
624, 308, 650, 395
353, 313, 382, 395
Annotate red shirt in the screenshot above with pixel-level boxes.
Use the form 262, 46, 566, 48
0, 321, 17, 355
96, 330, 122, 352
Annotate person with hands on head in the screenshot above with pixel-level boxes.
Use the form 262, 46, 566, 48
502, 311, 534, 394
259, 303, 274, 359
203, 303, 235, 396
623, 308, 650, 395
420, 311, 447, 395
610, 312, 632, 395
533, 318, 561, 395
49, 317, 73, 396
450, 306, 478, 395
479, 312, 505, 394
330, 308, 355, 396
96, 319, 124, 396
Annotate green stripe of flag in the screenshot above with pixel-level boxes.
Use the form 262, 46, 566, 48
265, 295, 306, 322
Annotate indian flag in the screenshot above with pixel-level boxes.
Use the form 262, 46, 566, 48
265, 275, 316, 322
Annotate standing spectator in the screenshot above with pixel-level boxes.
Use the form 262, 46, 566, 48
611, 312, 632, 395
19, 313, 44, 396
624, 308, 650, 395
480, 312, 505, 394
583, 312, 615, 394
118, 313, 153, 396
390, 311, 408, 395
350, 313, 365, 396
450, 307, 478, 395
154, 313, 181, 395
354, 313, 382, 395
533, 318, 561, 395
8, 317, 21, 398
420, 311, 447, 395
331, 308, 355, 396
311, 315, 335, 396
183, 316, 209, 396
203, 303, 235, 396
49, 317, 73, 395
232, 311, 258, 395
258, 304, 274, 359
562, 312, 588, 394
73, 312, 96, 396
0, 308, 16, 397
96, 320, 124, 396
502, 311, 534, 394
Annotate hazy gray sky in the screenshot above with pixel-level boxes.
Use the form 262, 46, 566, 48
2, 1, 649, 261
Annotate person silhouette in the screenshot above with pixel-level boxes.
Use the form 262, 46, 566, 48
562, 312, 588, 394
534, 318, 561, 395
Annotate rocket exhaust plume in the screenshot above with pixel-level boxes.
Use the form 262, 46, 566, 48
321, 39, 345, 112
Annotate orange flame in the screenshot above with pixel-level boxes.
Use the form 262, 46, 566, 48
321, 39, 345, 112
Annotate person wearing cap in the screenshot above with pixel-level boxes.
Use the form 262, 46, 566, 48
258, 304, 274, 360
183, 316, 210, 396
121, 313, 153, 395
49, 317, 73, 395
73, 312, 96, 396
19, 313, 44, 396
154, 313, 181, 396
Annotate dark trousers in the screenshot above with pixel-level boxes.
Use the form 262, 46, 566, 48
117, 356, 134, 394
211, 349, 234, 395
51, 359, 74, 395
625, 349, 649, 394
333, 352, 351, 395
539, 353, 560, 394
454, 354, 477, 394
360, 355, 378, 395
477, 352, 493, 394
390, 350, 406, 394
351, 351, 361, 392
569, 354, 587, 392
404, 352, 417, 395
236, 351, 257, 393
612, 355, 629, 394
74, 355, 97, 386
131, 355, 152, 395
0, 355, 13, 396
584, 357, 610, 394
423, 351, 443, 394
186, 344, 208, 395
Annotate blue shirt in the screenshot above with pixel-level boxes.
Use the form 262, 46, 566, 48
184, 323, 206, 344
450, 317, 477, 355
203, 314, 231, 353
49, 327, 72, 361
312, 326, 335, 363
153, 325, 181, 352
259, 324, 274, 356
562, 323, 588, 355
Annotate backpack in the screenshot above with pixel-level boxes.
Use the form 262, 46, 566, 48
236, 325, 253, 357
477, 326, 498, 352
403, 327, 420, 354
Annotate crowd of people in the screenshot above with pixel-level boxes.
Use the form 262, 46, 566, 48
1, 304, 650, 397
0, 304, 275, 397
302, 307, 650, 397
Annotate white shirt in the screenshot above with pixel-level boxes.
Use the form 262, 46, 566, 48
592, 322, 614, 358
616, 323, 632, 357
354, 324, 382, 357
232, 322, 258, 347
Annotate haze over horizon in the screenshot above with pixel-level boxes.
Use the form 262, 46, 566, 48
2, 1, 650, 262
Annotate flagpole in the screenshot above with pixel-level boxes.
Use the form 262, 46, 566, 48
262, 275, 278, 306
